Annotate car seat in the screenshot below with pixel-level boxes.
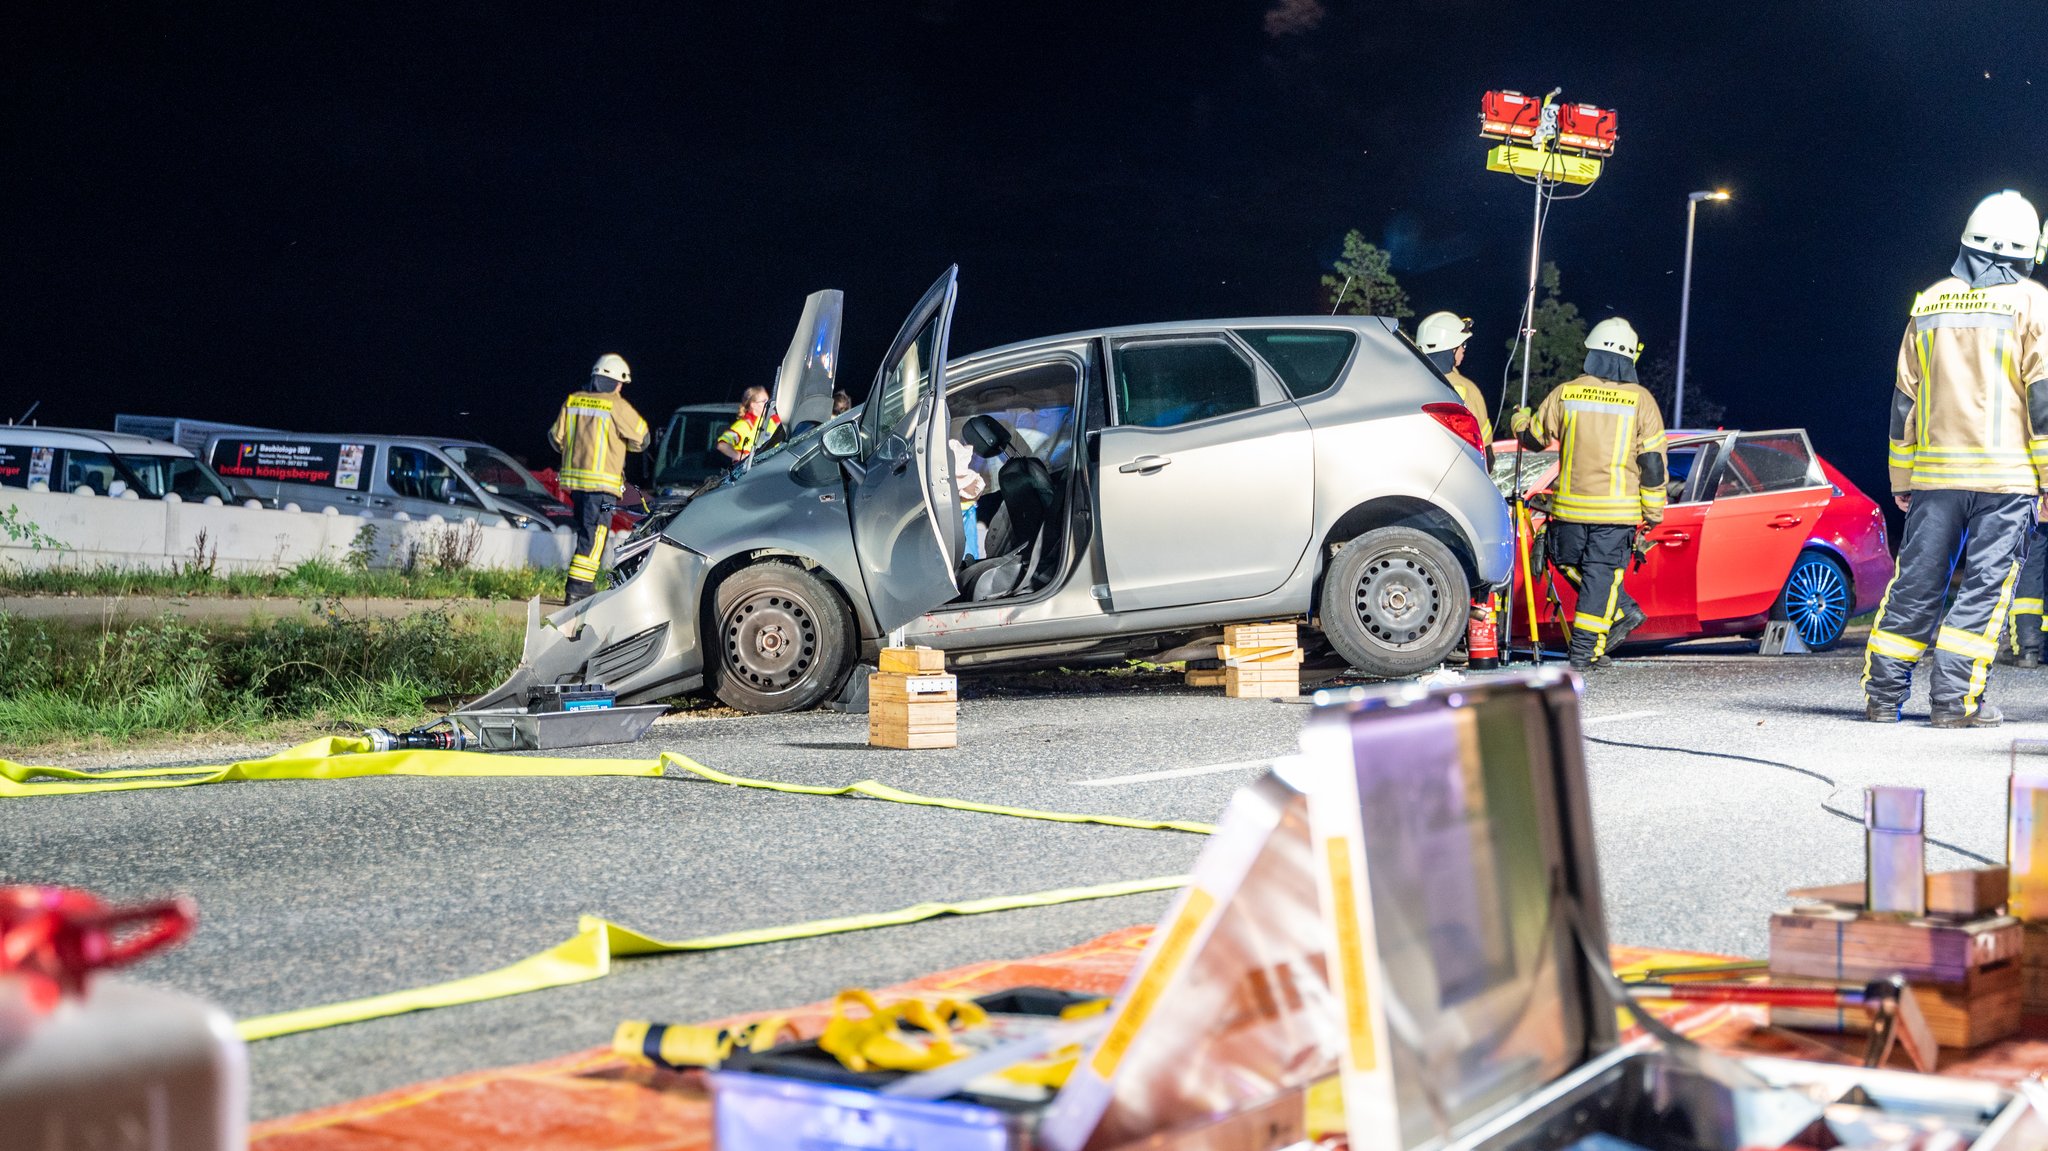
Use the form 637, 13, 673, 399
955, 414, 1055, 601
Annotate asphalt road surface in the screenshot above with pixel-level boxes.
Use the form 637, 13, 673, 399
5, 642, 2042, 1120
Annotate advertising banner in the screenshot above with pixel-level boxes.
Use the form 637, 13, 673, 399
211, 441, 367, 491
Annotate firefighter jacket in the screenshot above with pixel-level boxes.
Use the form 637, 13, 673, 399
1889, 276, 2048, 495
1445, 368, 1494, 444
550, 387, 649, 495
716, 411, 780, 459
1524, 375, 1668, 525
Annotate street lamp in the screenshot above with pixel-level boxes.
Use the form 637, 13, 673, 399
1675, 189, 1731, 428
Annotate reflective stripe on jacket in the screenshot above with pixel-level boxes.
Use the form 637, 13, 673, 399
716, 412, 779, 458
1445, 368, 1494, 444
1890, 276, 2048, 495
1528, 374, 1668, 525
550, 390, 649, 494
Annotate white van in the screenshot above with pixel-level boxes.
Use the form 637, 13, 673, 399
0, 426, 237, 502
203, 432, 573, 529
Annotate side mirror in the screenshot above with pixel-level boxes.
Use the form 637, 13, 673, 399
821, 421, 861, 461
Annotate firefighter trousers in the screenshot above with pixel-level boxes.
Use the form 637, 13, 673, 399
566, 490, 616, 605
1863, 490, 2034, 715
2007, 523, 2048, 658
1548, 520, 1638, 665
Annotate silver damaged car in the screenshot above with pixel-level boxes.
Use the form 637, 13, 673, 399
473, 267, 1513, 714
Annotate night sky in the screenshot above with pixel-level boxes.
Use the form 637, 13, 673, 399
13, 2, 2048, 504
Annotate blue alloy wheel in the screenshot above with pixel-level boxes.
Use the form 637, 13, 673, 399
1777, 552, 1850, 651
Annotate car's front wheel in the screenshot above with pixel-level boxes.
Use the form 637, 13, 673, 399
1773, 550, 1851, 651
709, 562, 855, 713
1319, 527, 1469, 677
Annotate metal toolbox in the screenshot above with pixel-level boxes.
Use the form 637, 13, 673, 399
448, 702, 665, 750
1300, 669, 2047, 1151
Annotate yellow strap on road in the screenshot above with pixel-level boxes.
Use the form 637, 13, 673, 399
235, 874, 1190, 1041
0, 737, 662, 798
660, 753, 1218, 835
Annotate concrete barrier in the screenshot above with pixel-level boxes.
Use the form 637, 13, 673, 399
0, 489, 571, 573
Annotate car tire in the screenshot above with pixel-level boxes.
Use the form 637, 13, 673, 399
709, 562, 855, 714
1773, 550, 1851, 652
1319, 527, 1470, 677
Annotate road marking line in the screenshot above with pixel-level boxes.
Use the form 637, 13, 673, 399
1072, 711, 1662, 788
1073, 759, 1271, 788
1584, 710, 1662, 725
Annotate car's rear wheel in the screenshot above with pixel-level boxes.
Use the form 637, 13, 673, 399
1773, 550, 1850, 651
709, 562, 854, 713
1319, 527, 1469, 677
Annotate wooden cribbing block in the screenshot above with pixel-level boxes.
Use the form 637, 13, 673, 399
1215, 644, 1306, 666
2022, 923, 2048, 1014
879, 646, 947, 674
1768, 905, 2023, 1047
870, 648, 957, 749
1787, 866, 2010, 918
1184, 668, 1227, 688
1226, 666, 1298, 699
1224, 623, 1298, 648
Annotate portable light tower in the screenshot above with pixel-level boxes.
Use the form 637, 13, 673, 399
1478, 88, 1618, 663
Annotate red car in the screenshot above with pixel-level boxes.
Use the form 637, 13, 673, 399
1491, 428, 1891, 651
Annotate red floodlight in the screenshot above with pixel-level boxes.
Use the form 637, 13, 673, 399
1556, 102, 1618, 152
1479, 90, 1543, 141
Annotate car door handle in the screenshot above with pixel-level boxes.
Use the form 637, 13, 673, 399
1118, 455, 1172, 474
370, 497, 393, 507
1767, 514, 1803, 529
1652, 530, 1692, 544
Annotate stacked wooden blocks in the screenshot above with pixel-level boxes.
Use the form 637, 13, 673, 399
869, 647, 957, 749
1768, 868, 2022, 1049
1218, 623, 1303, 698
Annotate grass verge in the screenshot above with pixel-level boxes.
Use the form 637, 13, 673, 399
0, 559, 559, 601
0, 606, 525, 752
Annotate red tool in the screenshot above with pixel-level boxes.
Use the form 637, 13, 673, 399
1629, 974, 1936, 1072
0, 886, 196, 1011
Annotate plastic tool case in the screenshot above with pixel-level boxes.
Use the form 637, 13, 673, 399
711, 670, 2044, 1150
1298, 670, 2045, 1151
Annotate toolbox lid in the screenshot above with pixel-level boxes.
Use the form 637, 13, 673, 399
1300, 668, 1615, 1150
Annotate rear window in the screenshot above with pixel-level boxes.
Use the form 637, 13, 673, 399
0, 444, 31, 488
1236, 329, 1357, 398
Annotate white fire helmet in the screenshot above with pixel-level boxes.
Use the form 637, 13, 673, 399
1416, 311, 1474, 354
1585, 317, 1643, 362
591, 353, 632, 385
1960, 190, 2041, 258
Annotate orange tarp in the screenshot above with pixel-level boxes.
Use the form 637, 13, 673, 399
251, 933, 2048, 1151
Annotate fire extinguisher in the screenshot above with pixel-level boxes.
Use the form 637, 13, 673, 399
1467, 600, 1500, 671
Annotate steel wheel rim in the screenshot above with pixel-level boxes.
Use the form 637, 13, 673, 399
1785, 558, 1848, 646
1353, 551, 1443, 650
722, 590, 818, 693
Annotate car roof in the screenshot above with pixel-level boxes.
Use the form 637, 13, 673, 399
0, 425, 194, 456
202, 431, 501, 451
665, 403, 736, 415
949, 314, 1398, 371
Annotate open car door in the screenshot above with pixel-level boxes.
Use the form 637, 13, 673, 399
1695, 429, 1834, 623
771, 289, 844, 433
848, 267, 965, 632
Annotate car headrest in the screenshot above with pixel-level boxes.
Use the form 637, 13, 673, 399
962, 414, 1013, 457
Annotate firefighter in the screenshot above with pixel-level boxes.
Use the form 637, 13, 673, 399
549, 353, 650, 606
1510, 317, 1665, 671
1864, 190, 2048, 727
715, 386, 779, 462
1417, 311, 1493, 444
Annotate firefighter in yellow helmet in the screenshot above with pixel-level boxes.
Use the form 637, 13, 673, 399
1416, 311, 1493, 445
1510, 317, 1666, 671
550, 353, 650, 605
1863, 191, 2048, 727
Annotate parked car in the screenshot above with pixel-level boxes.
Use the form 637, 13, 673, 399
1489, 428, 1890, 651
472, 266, 1514, 714
203, 431, 572, 530
0, 426, 236, 502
